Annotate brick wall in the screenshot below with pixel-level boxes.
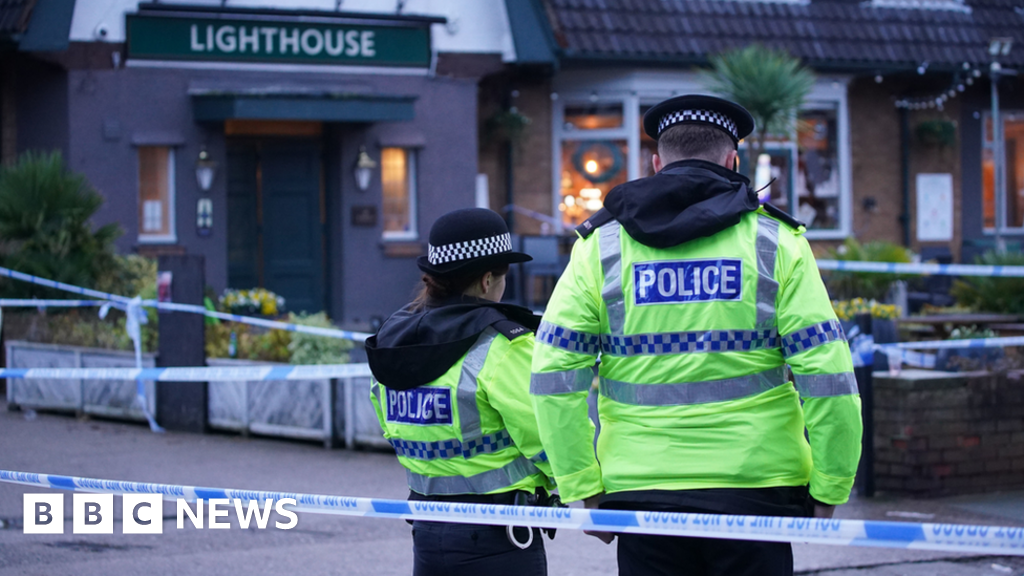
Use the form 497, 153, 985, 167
848, 78, 904, 247
477, 77, 554, 235
812, 78, 966, 260
873, 369, 1024, 495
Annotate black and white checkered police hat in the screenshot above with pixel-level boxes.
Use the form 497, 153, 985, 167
417, 208, 532, 277
642, 95, 755, 145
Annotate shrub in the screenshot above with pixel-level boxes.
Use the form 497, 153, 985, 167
96, 255, 157, 299
205, 323, 290, 363
823, 238, 913, 301
951, 250, 1024, 315
0, 151, 122, 298
287, 312, 353, 365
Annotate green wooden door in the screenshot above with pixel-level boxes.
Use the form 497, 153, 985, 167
227, 140, 326, 314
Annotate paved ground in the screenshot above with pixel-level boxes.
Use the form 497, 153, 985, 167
1, 408, 1023, 576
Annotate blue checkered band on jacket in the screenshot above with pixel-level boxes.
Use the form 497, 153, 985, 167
781, 319, 846, 358
600, 329, 780, 357
536, 321, 601, 356
389, 430, 515, 461
658, 109, 738, 139
428, 233, 512, 265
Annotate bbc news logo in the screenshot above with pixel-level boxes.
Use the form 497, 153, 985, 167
23, 494, 298, 534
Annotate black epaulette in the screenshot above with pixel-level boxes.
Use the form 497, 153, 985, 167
492, 320, 532, 341
574, 208, 616, 239
762, 203, 804, 230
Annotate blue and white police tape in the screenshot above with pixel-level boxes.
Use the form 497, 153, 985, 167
0, 265, 371, 342
1, 470, 1022, 555
884, 335, 1024, 351
0, 299, 119, 308
817, 260, 1024, 277
0, 363, 373, 382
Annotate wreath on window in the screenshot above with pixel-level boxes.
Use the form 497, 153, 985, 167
571, 141, 624, 184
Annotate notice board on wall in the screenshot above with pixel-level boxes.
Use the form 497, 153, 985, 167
916, 173, 954, 242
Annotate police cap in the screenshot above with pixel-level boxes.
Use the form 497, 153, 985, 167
417, 208, 532, 277
642, 95, 755, 145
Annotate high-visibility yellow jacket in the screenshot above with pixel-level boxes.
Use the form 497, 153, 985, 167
531, 169, 862, 505
369, 302, 554, 496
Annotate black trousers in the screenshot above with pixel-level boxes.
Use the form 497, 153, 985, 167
605, 487, 812, 576
411, 521, 546, 576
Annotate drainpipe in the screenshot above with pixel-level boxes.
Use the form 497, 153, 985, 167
900, 107, 911, 247
503, 91, 515, 232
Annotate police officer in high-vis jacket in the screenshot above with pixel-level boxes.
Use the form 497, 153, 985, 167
530, 96, 863, 576
366, 208, 556, 576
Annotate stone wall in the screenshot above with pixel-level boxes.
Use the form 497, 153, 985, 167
873, 369, 1024, 495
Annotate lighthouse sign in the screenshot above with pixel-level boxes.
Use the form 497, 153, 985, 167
126, 13, 431, 68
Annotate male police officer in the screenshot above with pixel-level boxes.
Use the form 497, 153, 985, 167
530, 95, 862, 576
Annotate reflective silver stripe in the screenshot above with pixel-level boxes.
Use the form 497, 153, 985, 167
405, 455, 542, 495
390, 429, 515, 461
456, 329, 498, 444
536, 320, 601, 356
600, 329, 779, 356
530, 367, 594, 395
371, 380, 382, 406
599, 222, 625, 334
599, 366, 786, 406
755, 215, 780, 330
793, 372, 859, 397
781, 319, 846, 358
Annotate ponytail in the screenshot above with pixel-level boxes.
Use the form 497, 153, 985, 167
411, 265, 510, 311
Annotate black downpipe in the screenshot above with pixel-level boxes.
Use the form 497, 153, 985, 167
503, 90, 515, 232
899, 108, 911, 247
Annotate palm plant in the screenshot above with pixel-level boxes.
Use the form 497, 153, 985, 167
703, 45, 815, 182
0, 151, 122, 298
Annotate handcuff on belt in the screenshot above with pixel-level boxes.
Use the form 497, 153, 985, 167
506, 490, 567, 549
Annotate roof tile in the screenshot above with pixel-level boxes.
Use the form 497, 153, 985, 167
542, 0, 1024, 67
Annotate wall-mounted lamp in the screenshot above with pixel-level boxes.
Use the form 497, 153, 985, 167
354, 146, 377, 191
195, 146, 217, 193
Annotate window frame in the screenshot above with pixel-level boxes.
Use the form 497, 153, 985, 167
381, 147, 419, 242
137, 146, 178, 244
981, 110, 1024, 235
550, 73, 852, 239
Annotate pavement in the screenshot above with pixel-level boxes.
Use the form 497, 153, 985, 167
1, 408, 1023, 576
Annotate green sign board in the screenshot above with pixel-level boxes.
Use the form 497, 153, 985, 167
126, 14, 431, 68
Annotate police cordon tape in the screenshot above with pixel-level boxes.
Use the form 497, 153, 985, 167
0, 364, 372, 381
1, 470, 1022, 554
0, 266, 371, 342
816, 260, 1024, 277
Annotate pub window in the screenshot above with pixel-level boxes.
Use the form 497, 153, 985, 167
563, 102, 624, 131
983, 112, 1024, 230
557, 99, 630, 228
559, 139, 629, 227
381, 147, 418, 240
795, 104, 843, 231
137, 146, 176, 243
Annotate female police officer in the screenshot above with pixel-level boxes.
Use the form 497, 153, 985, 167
366, 208, 556, 576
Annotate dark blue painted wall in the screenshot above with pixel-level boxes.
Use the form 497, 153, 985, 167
62, 66, 478, 328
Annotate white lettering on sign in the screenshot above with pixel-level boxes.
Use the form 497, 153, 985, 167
188, 25, 378, 59
634, 259, 743, 305
386, 387, 453, 426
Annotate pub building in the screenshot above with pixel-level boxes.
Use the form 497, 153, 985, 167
490, 0, 1024, 270
4, 0, 1024, 325
1, 0, 516, 329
